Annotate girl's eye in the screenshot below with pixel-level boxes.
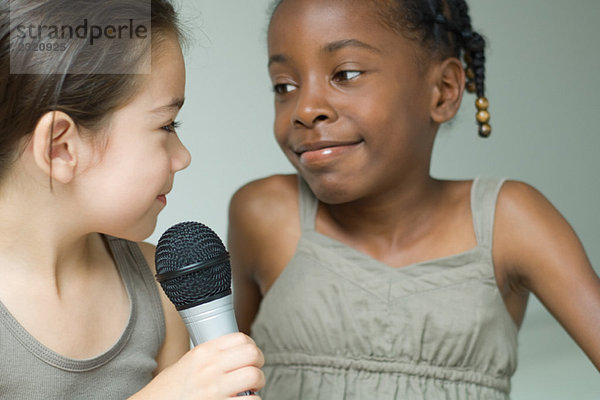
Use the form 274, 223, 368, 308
273, 83, 297, 95
333, 70, 361, 82
161, 120, 181, 133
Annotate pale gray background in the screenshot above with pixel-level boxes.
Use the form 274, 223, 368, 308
149, 1, 600, 398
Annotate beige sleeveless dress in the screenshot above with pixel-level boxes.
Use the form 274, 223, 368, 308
251, 177, 518, 399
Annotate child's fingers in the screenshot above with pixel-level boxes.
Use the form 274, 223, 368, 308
220, 341, 265, 372
186, 332, 255, 364
223, 366, 266, 397
208, 332, 258, 351
191, 333, 263, 370
183, 332, 264, 396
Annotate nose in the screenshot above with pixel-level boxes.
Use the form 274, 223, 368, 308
170, 134, 191, 172
292, 79, 337, 128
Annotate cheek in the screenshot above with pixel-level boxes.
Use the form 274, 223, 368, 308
358, 84, 427, 135
273, 108, 290, 146
103, 144, 169, 190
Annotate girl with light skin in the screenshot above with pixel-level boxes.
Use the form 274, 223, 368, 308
0, 1, 264, 398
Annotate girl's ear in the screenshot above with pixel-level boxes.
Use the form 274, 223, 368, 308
430, 57, 465, 123
31, 111, 82, 184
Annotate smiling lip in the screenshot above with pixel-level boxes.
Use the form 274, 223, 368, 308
295, 140, 363, 166
157, 194, 167, 205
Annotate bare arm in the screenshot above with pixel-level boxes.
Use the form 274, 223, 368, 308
228, 174, 301, 335
495, 181, 600, 370
228, 184, 266, 335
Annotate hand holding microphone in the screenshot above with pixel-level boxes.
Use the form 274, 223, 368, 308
134, 221, 264, 399
131, 333, 263, 399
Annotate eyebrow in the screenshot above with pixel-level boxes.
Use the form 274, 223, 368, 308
268, 39, 381, 68
322, 39, 381, 55
268, 54, 287, 68
151, 97, 185, 113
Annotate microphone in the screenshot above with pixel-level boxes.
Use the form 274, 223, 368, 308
154, 221, 253, 397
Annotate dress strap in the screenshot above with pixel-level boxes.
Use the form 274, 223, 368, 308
104, 235, 166, 346
471, 177, 507, 250
297, 176, 319, 232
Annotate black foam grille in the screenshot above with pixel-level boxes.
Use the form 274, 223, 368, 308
155, 221, 231, 310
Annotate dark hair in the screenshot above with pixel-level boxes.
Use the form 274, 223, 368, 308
269, 0, 490, 137
0, 0, 185, 182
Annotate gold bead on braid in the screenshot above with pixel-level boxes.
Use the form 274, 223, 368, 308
463, 52, 473, 64
464, 51, 491, 138
475, 96, 491, 137
463, 53, 475, 93
466, 81, 477, 94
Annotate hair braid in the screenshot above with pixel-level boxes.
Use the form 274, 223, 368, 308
417, 0, 491, 137
446, 0, 491, 137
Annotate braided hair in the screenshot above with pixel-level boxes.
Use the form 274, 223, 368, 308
270, 0, 491, 137
417, 0, 491, 137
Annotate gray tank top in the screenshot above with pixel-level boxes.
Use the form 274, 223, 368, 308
251, 177, 518, 400
0, 236, 165, 399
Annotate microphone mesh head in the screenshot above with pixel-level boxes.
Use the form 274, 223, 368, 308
155, 221, 231, 310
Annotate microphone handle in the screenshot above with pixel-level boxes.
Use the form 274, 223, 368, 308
179, 294, 255, 396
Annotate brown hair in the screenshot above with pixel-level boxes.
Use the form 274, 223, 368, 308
0, 0, 185, 182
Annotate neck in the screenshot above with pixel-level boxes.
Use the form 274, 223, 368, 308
320, 175, 445, 248
0, 172, 102, 289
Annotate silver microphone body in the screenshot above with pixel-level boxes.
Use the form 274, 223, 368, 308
179, 294, 238, 347
180, 294, 253, 396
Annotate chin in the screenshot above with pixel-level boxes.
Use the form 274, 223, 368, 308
305, 175, 357, 205
103, 218, 158, 243
131, 223, 158, 242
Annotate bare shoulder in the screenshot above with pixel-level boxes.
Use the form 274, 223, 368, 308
494, 180, 569, 276
496, 180, 554, 219
229, 174, 299, 225
228, 174, 300, 265
493, 179, 596, 294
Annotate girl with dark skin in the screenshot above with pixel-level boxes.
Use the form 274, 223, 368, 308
229, 0, 600, 398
